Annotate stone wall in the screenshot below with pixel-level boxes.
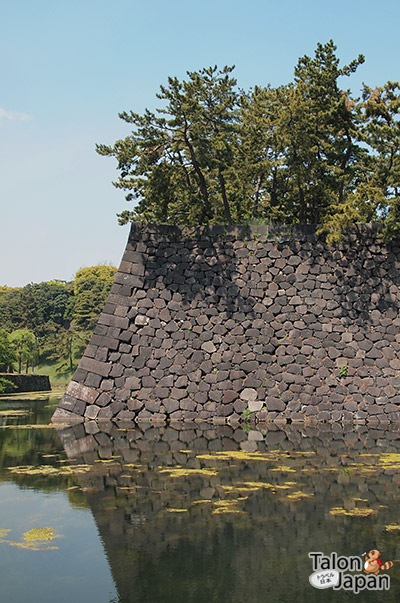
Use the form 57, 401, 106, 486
53, 223, 400, 424
0, 373, 51, 393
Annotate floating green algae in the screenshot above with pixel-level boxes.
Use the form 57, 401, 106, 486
0, 409, 30, 416
330, 506, 376, 517
165, 508, 188, 513
212, 499, 246, 515
23, 527, 57, 542
8, 464, 92, 477
1, 423, 68, 430
286, 491, 314, 501
0, 527, 61, 551
158, 467, 218, 478
196, 451, 277, 462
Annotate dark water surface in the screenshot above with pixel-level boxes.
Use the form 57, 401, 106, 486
1, 394, 400, 602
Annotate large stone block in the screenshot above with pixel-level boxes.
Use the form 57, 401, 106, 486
65, 381, 99, 404
80, 357, 111, 378
98, 313, 129, 330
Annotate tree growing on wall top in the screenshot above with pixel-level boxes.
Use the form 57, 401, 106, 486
98, 40, 400, 241
97, 66, 241, 226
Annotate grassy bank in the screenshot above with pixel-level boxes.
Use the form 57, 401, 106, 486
34, 362, 75, 388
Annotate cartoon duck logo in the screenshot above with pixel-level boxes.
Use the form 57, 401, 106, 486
362, 549, 394, 575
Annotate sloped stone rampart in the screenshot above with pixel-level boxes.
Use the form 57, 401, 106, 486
53, 223, 400, 424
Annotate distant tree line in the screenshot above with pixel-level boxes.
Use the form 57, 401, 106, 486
97, 40, 400, 243
0, 265, 116, 377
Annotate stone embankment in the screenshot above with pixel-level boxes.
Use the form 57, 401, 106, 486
53, 223, 400, 424
0, 373, 51, 394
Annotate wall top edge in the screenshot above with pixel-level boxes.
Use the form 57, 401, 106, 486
128, 222, 388, 243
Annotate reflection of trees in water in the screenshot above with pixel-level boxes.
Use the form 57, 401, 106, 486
0, 398, 88, 508
56, 423, 400, 603
0, 397, 59, 473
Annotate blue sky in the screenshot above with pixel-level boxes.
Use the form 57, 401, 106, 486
1, 0, 399, 286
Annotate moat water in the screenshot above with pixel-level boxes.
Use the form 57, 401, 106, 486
1, 393, 400, 602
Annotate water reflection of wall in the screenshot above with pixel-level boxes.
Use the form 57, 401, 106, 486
54, 223, 400, 425
57, 423, 400, 603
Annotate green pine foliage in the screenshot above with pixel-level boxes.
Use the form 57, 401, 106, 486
98, 41, 400, 242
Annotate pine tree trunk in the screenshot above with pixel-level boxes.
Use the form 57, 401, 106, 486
252, 174, 263, 218
270, 167, 277, 208
183, 130, 212, 223
218, 168, 233, 224
298, 174, 307, 223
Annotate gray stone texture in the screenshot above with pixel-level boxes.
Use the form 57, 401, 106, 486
53, 223, 400, 425
0, 374, 51, 393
